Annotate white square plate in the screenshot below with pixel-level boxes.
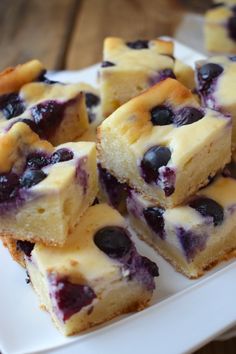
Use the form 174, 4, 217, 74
1, 41, 236, 354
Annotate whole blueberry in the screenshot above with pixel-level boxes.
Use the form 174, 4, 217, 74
94, 226, 132, 258
85, 92, 100, 108
140, 256, 159, 276
20, 169, 47, 188
126, 40, 149, 49
26, 152, 50, 169
189, 197, 224, 226
150, 105, 174, 126
198, 63, 223, 81
51, 148, 74, 164
101, 61, 115, 68
143, 206, 165, 239
229, 55, 236, 61
175, 107, 204, 127
140, 145, 171, 183
0, 173, 19, 202
228, 15, 236, 40
16, 240, 35, 257
0, 93, 25, 120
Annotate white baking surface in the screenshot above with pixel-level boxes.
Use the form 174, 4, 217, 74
1, 40, 236, 354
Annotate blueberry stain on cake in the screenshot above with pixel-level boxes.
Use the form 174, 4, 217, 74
177, 227, 208, 262
0, 93, 25, 119
49, 274, 96, 321
98, 164, 128, 209
143, 206, 165, 239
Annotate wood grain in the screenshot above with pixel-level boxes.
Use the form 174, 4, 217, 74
66, 0, 184, 69
0, 0, 77, 70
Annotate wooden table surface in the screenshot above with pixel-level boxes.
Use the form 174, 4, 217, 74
1, 1, 236, 353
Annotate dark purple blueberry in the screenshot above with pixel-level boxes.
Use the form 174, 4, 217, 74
20, 169, 47, 188
26, 152, 50, 169
198, 63, 223, 81
0, 93, 25, 120
16, 240, 35, 257
140, 256, 159, 277
143, 206, 165, 239
85, 92, 100, 108
101, 61, 115, 68
49, 276, 96, 321
228, 16, 236, 41
51, 148, 74, 164
223, 160, 236, 179
174, 107, 204, 127
0, 173, 19, 202
98, 164, 128, 208
94, 226, 132, 258
229, 55, 236, 61
189, 197, 224, 226
17, 118, 43, 137
140, 146, 171, 183
177, 227, 208, 262
159, 69, 176, 81
150, 105, 174, 126
31, 100, 71, 139
126, 40, 149, 49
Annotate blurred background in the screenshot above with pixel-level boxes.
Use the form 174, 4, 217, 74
0, 0, 211, 70
1, 0, 236, 353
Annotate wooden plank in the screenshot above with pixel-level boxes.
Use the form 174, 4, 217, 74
0, 0, 77, 70
66, 0, 186, 69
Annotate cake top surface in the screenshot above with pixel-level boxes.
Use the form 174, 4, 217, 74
0, 60, 45, 95
196, 56, 236, 106
102, 37, 174, 71
99, 78, 230, 166
31, 203, 128, 282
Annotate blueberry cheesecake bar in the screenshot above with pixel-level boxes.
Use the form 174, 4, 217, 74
196, 56, 236, 148
98, 78, 231, 208
100, 37, 175, 117
205, 3, 236, 53
0, 79, 89, 146
127, 159, 236, 279
0, 122, 97, 246
22, 203, 158, 335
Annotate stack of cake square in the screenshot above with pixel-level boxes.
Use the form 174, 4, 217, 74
0, 60, 159, 335
98, 38, 236, 278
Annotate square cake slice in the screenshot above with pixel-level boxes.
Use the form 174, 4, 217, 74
22, 203, 158, 335
0, 122, 97, 246
127, 160, 236, 279
195, 55, 236, 149
0, 80, 89, 146
99, 37, 175, 117
98, 78, 231, 208
204, 3, 236, 53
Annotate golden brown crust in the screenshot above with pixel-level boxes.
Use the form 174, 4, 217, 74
56, 297, 151, 336
0, 60, 44, 95
0, 236, 25, 267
